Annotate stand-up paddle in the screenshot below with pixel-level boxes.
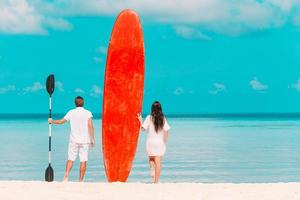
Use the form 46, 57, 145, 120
102, 9, 145, 182
45, 74, 55, 182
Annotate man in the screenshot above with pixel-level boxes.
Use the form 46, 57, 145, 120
48, 96, 95, 182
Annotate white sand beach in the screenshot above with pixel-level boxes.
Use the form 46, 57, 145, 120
1, 181, 300, 200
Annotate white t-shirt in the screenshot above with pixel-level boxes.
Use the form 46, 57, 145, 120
64, 107, 93, 144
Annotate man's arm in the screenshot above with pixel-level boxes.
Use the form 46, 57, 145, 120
48, 118, 67, 124
88, 118, 95, 146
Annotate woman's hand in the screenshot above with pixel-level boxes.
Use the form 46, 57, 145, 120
137, 113, 142, 124
137, 113, 146, 131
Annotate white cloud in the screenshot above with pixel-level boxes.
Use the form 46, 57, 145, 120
94, 45, 106, 64
39, 0, 300, 35
0, 0, 45, 34
209, 83, 226, 95
74, 88, 85, 94
22, 82, 44, 93
173, 87, 184, 95
0, 85, 16, 94
93, 56, 103, 63
96, 46, 107, 54
90, 85, 102, 97
249, 77, 268, 91
268, 0, 298, 12
2, 0, 300, 35
293, 12, 300, 26
290, 79, 300, 91
55, 81, 64, 92
0, 0, 72, 34
174, 26, 211, 40
43, 17, 73, 31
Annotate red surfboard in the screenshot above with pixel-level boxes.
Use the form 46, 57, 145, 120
102, 10, 145, 182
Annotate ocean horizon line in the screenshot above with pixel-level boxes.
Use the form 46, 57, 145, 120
1, 113, 300, 120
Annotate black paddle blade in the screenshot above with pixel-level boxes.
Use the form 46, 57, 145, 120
45, 164, 54, 182
46, 74, 55, 96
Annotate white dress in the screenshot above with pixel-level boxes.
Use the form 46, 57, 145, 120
142, 115, 171, 156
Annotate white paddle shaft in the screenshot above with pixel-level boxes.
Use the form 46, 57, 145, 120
48, 97, 52, 164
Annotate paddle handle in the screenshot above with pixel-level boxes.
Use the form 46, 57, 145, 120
48, 96, 52, 164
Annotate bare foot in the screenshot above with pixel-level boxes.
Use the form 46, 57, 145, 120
63, 175, 69, 182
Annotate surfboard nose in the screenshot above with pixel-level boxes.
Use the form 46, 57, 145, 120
109, 9, 143, 49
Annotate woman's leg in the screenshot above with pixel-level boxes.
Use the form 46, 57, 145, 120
154, 156, 162, 183
149, 156, 155, 179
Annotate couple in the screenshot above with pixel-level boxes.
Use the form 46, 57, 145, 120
49, 96, 171, 183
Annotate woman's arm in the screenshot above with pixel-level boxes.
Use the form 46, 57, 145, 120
163, 131, 169, 143
137, 113, 146, 131
48, 118, 67, 125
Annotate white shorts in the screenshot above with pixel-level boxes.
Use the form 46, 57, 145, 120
68, 142, 89, 162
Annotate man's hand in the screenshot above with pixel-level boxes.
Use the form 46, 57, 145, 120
48, 118, 53, 124
90, 138, 95, 147
88, 118, 95, 147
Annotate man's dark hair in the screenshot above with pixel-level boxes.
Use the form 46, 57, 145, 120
75, 96, 84, 107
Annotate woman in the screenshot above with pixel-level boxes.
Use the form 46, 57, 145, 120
138, 101, 170, 183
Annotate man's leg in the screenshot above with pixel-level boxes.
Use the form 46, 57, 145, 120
63, 160, 73, 181
79, 161, 87, 182
65, 142, 77, 181
78, 144, 89, 182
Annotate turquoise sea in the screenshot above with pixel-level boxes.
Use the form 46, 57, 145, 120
1, 115, 300, 183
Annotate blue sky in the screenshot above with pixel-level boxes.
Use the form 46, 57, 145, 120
1, 0, 300, 114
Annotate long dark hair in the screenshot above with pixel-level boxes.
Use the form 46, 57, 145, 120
151, 101, 165, 132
